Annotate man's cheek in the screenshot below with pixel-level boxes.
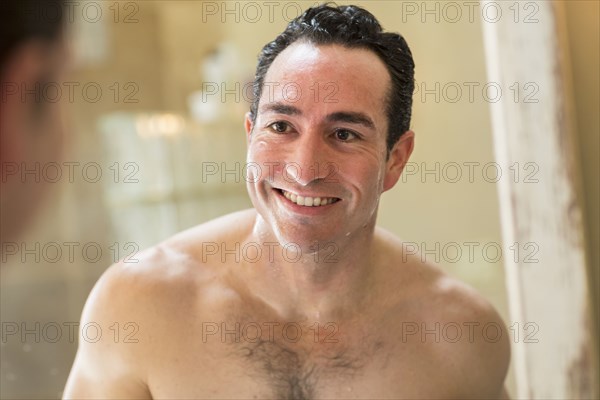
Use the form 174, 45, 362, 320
248, 142, 285, 181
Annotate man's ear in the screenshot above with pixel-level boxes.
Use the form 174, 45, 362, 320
244, 112, 253, 145
383, 130, 415, 192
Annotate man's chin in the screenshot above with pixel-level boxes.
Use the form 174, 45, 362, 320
252, 199, 349, 250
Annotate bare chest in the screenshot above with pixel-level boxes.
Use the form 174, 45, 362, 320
146, 318, 447, 399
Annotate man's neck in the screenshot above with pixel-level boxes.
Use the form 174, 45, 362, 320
240, 215, 380, 322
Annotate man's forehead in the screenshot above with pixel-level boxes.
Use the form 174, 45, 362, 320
261, 42, 391, 118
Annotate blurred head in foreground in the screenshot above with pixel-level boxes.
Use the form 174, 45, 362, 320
0, 0, 68, 248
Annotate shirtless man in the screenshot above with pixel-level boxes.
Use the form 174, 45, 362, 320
64, 4, 511, 399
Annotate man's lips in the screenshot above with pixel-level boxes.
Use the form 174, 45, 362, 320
274, 188, 341, 207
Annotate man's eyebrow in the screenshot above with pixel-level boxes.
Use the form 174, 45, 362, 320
259, 102, 302, 116
259, 103, 376, 130
326, 111, 376, 130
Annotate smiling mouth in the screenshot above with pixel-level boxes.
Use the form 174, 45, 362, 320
276, 189, 341, 207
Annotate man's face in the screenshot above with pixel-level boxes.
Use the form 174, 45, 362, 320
245, 42, 413, 248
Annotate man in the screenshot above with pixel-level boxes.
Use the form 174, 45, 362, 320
64, 4, 510, 399
0, 0, 68, 248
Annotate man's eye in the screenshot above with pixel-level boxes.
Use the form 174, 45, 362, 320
334, 129, 358, 141
268, 121, 290, 133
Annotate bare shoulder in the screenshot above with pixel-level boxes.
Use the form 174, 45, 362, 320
95, 209, 257, 290
81, 209, 260, 334
89, 208, 258, 314
375, 227, 511, 399
77, 209, 257, 342
64, 210, 258, 397
72, 241, 201, 359
63, 241, 182, 397
427, 274, 511, 399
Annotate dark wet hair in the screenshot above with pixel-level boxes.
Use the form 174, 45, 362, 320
250, 3, 415, 154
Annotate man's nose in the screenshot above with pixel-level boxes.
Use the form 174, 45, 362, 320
285, 132, 334, 186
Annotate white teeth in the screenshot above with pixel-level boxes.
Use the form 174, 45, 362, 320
280, 190, 337, 207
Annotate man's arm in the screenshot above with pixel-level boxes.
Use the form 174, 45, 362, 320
63, 262, 152, 399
